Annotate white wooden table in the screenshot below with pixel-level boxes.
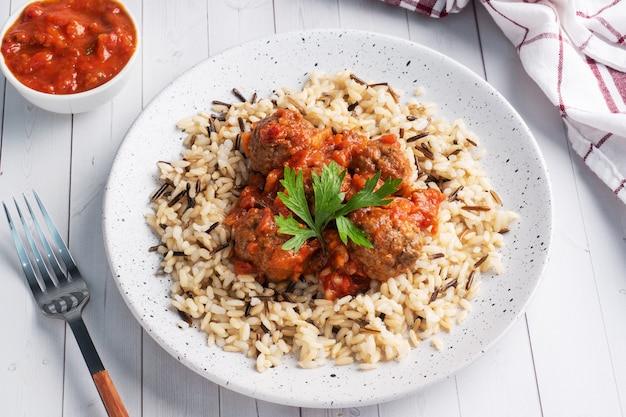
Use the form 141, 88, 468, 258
1, 1, 625, 416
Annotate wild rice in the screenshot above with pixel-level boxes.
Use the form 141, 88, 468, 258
146, 70, 519, 372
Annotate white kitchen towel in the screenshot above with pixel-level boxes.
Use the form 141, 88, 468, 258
382, 0, 626, 203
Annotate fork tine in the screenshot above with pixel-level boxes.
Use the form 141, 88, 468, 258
33, 191, 80, 278
23, 194, 68, 282
3, 201, 44, 295
13, 197, 58, 289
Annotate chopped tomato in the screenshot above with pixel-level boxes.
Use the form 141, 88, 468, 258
1, 0, 137, 94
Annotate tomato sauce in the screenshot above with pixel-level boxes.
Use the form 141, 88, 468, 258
1, 0, 137, 94
226, 109, 445, 300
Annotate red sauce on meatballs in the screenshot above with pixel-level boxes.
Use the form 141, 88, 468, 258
226, 109, 445, 299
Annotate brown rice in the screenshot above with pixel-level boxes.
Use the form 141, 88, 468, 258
146, 70, 519, 372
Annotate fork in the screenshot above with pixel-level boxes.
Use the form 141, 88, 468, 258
3, 191, 129, 417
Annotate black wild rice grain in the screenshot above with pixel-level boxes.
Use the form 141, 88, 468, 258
178, 310, 193, 326
406, 131, 429, 143
490, 189, 503, 206
211, 242, 230, 254
286, 96, 305, 114
206, 222, 219, 233
420, 143, 434, 160
413, 154, 421, 175
285, 280, 297, 293
280, 292, 294, 303
238, 117, 245, 132
196, 240, 210, 251
424, 174, 439, 184
443, 278, 458, 291
212, 100, 231, 108
447, 148, 462, 158
462, 205, 491, 212
449, 185, 463, 202
387, 86, 399, 104
474, 254, 489, 268
151, 182, 171, 201
429, 287, 440, 303
168, 189, 187, 207
349, 73, 366, 85
186, 183, 195, 209
355, 318, 369, 327
466, 270, 476, 291
232, 88, 247, 102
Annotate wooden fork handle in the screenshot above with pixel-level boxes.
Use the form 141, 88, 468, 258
93, 370, 130, 417
68, 317, 129, 417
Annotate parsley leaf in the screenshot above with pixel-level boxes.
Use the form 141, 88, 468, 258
275, 214, 317, 252
275, 161, 401, 252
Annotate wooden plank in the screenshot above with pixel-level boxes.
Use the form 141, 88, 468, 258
474, 3, 623, 416
380, 380, 460, 417
142, 0, 210, 104
60, 1, 144, 414
142, 336, 220, 416
1, 2, 72, 415
572, 156, 626, 410
455, 319, 542, 417
139, 2, 224, 416
302, 406, 381, 417
340, 0, 409, 37
220, 389, 258, 417
208, 0, 276, 55
257, 400, 302, 417
274, 0, 341, 30
409, 5, 545, 417
0, 87, 72, 416
406, 5, 483, 76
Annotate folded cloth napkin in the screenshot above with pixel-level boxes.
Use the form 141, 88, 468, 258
381, 0, 626, 204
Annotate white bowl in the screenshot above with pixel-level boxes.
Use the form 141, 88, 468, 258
0, 1, 139, 114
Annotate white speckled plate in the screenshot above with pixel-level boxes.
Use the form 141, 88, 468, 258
103, 30, 552, 408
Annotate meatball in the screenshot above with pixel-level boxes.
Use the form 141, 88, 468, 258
248, 109, 330, 175
231, 207, 320, 282
350, 139, 413, 187
347, 202, 423, 281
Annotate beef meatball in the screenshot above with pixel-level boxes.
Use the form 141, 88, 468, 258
347, 202, 423, 281
248, 109, 329, 175
350, 139, 413, 187
231, 207, 320, 282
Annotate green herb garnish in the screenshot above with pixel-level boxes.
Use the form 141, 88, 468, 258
275, 161, 401, 252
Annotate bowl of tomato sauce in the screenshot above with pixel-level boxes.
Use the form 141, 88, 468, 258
0, 0, 139, 114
